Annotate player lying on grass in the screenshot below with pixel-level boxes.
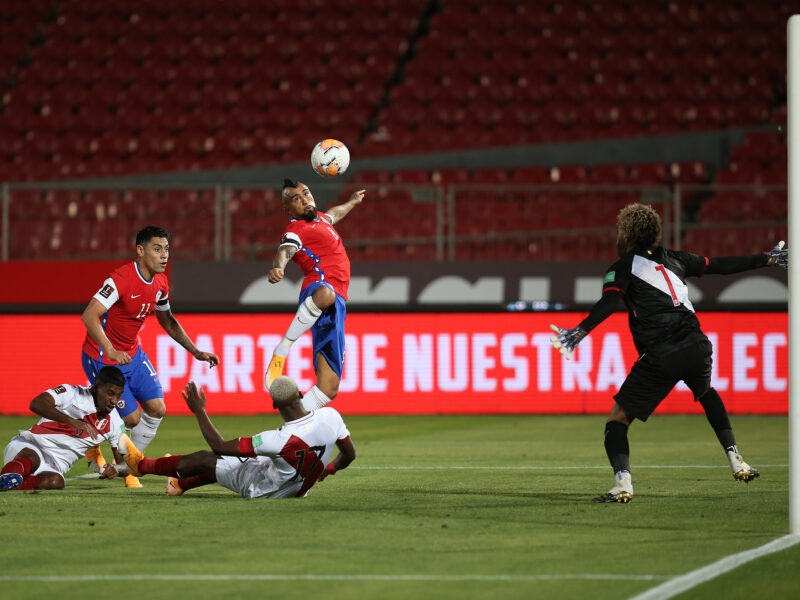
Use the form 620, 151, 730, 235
0, 367, 129, 491
118, 376, 356, 498
549, 203, 788, 503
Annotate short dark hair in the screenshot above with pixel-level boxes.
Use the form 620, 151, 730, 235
282, 178, 298, 190
136, 226, 170, 247
96, 366, 125, 388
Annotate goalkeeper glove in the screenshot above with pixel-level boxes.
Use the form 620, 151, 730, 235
549, 324, 588, 360
764, 241, 787, 268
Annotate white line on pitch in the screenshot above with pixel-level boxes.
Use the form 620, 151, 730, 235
350, 464, 789, 470
0, 573, 670, 583
628, 534, 800, 600
65, 464, 789, 480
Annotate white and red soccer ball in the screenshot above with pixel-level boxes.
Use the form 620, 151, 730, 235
310, 139, 350, 178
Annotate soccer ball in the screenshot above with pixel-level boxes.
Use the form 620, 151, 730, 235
310, 139, 350, 178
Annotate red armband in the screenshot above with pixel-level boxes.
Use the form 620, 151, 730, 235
238, 437, 257, 457
325, 462, 337, 475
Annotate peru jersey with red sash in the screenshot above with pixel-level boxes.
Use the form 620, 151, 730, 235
19, 384, 124, 475
237, 407, 350, 498
279, 213, 351, 299
82, 262, 171, 363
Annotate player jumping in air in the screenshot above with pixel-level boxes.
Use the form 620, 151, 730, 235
118, 376, 356, 498
264, 180, 365, 411
549, 203, 788, 503
1, 367, 128, 491
81, 225, 219, 487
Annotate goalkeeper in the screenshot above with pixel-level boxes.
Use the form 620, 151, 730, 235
549, 203, 788, 503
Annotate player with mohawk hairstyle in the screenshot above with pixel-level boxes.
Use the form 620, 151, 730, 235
549, 203, 788, 503
264, 179, 365, 412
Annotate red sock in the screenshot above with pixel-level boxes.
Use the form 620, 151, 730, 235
178, 473, 215, 492
2, 456, 33, 477
18, 475, 40, 490
138, 455, 183, 477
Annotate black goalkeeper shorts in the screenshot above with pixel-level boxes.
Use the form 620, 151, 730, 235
614, 339, 713, 422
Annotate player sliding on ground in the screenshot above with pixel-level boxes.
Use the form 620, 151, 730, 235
0, 367, 129, 491
548, 203, 788, 503
118, 376, 356, 498
264, 179, 365, 411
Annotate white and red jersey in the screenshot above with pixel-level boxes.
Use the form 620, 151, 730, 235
279, 213, 351, 299
238, 406, 350, 498
82, 261, 170, 363
17, 384, 124, 475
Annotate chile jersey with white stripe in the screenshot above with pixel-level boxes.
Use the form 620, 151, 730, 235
81, 262, 171, 363
279, 213, 350, 300
602, 246, 710, 357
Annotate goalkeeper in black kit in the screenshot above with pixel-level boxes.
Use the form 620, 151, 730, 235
549, 203, 788, 503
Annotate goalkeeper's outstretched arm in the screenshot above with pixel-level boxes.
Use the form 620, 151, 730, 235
705, 240, 788, 275
550, 290, 624, 359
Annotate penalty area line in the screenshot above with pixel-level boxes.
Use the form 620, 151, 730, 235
629, 534, 800, 600
0, 573, 670, 583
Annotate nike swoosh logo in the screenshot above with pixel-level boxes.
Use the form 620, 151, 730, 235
130, 294, 141, 298
298, 318, 309, 324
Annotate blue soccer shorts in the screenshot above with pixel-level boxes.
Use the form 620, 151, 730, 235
81, 346, 164, 418
299, 281, 347, 379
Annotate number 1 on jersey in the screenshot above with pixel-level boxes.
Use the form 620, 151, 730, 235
654, 265, 680, 306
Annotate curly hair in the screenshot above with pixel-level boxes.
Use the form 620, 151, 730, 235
617, 203, 662, 249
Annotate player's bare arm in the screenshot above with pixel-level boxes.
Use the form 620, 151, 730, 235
29, 393, 100, 440
318, 436, 356, 482
156, 310, 219, 367
268, 244, 298, 283
325, 189, 365, 225
181, 382, 242, 455
81, 299, 132, 365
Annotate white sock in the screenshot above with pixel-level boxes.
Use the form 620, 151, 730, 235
301, 386, 332, 411
615, 470, 631, 483
275, 297, 323, 358
130, 412, 162, 452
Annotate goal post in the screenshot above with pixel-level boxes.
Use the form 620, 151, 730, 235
788, 15, 800, 536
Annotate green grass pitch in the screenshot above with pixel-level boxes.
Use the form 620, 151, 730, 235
0, 413, 795, 600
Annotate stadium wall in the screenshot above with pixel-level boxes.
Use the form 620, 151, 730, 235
0, 312, 786, 416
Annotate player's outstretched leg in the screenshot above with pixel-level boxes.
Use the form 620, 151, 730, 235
266, 296, 325, 389
698, 388, 759, 483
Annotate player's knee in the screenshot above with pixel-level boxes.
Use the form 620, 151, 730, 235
144, 402, 166, 419
38, 474, 65, 489
312, 286, 335, 309
123, 412, 141, 428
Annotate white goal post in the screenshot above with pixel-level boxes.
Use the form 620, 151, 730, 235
788, 15, 800, 535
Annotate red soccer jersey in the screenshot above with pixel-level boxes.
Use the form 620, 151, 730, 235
280, 213, 351, 299
81, 262, 170, 363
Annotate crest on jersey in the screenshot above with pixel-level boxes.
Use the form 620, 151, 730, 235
116, 399, 126, 409
95, 418, 109, 430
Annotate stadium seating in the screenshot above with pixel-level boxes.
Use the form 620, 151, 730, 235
0, 1, 790, 261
